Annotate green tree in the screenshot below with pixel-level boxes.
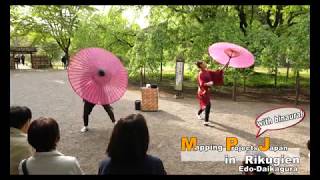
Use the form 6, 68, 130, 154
127, 30, 148, 86
72, 6, 137, 64
285, 13, 309, 104
15, 5, 94, 65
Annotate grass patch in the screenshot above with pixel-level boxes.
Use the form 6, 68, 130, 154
129, 67, 310, 89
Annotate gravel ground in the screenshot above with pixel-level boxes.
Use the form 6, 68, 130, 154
10, 70, 310, 175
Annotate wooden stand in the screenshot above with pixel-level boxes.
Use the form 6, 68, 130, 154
141, 87, 159, 111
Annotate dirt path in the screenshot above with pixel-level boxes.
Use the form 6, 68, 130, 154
10, 70, 310, 175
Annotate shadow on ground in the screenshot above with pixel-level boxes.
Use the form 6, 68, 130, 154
138, 110, 185, 122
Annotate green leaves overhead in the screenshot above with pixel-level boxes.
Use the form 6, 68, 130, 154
11, 5, 94, 64
11, 5, 309, 74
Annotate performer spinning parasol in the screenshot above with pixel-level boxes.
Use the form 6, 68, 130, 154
196, 60, 229, 126
196, 42, 255, 126
68, 48, 128, 132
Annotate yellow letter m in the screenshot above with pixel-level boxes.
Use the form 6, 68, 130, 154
181, 137, 197, 151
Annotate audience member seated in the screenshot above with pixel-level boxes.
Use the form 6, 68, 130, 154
18, 117, 84, 175
98, 114, 166, 175
307, 139, 310, 173
10, 106, 33, 175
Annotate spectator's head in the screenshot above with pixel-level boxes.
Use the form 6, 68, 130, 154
307, 139, 310, 151
28, 117, 60, 152
242, 150, 273, 175
107, 114, 149, 164
195, 60, 207, 69
10, 106, 32, 133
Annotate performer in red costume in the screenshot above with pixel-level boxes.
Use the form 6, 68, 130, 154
196, 60, 229, 126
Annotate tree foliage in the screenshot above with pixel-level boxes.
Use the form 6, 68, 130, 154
11, 5, 309, 99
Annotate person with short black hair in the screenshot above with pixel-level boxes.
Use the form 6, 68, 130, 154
307, 139, 310, 173
98, 114, 166, 175
18, 117, 83, 175
10, 106, 33, 175
10, 106, 32, 130
27, 117, 60, 152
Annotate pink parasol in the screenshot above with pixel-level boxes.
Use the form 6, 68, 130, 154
208, 42, 255, 68
67, 48, 128, 105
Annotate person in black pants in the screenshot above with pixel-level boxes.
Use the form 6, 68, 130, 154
81, 99, 116, 132
197, 102, 211, 123
196, 60, 229, 126
61, 55, 67, 69
21, 54, 25, 65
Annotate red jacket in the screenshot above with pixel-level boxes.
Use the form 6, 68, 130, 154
197, 69, 224, 109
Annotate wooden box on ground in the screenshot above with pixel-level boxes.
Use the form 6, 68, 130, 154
141, 87, 159, 111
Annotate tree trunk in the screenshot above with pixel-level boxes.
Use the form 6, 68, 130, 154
295, 70, 300, 105
236, 5, 248, 36
49, 59, 53, 68
233, 73, 237, 101
274, 66, 278, 89
30, 53, 33, 69
63, 48, 69, 67
143, 65, 146, 85
250, 5, 254, 25
160, 61, 163, 82
286, 63, 290, 82
140, 67, 143, 87
66, 51, 69, 66
243, 76, 246, 93
66, 39, 71, 66
160, 50, 164, 82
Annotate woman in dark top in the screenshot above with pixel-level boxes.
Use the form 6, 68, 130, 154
98, 114, 166, 175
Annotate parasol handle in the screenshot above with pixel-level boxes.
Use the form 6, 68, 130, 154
227, 56, 232, 64
225, 56, 232, 67
221, 56, 232, 71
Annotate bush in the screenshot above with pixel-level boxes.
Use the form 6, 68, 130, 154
128, 67, 310, 89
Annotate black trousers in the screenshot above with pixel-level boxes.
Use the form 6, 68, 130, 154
83, 100, 115, 126
62, 62, 67, 69
197, 102, 211, 122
